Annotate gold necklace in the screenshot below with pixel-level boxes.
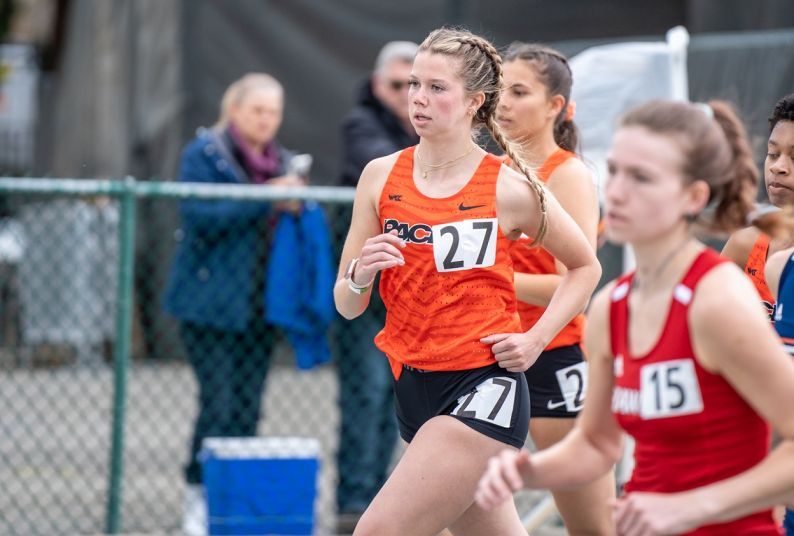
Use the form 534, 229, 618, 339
415, 144, 477, 179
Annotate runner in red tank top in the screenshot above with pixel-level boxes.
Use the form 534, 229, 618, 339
609, 249, 776, 534
334, 28, 601, 536
497, 43, 613, 534
476, 100, 794, 535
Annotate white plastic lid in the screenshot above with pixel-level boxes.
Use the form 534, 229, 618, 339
201, 437, 321, 459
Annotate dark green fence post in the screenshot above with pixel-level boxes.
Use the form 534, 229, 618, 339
106, 176, 137, 534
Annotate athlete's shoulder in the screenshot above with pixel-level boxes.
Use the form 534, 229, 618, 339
358, 150, 405, 194
546, 155, 591, 185
690, 260, 757, 319
690, 256, 776, 371
544, 157, 598, 221
495, 164, 545, 233
496, 163, 544, 203
361, 149, 404, 178
721, 226, 762, 267
765, 246, 794, 298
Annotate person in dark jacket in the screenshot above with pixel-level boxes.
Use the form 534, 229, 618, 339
338, 41, 419, 187
163, 72, 306, 536
335, 41, 419, 533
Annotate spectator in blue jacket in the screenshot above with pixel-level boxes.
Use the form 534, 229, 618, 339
163, 72, 307, 536
335, 41, 419, 533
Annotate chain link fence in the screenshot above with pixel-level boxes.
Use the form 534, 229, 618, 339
0, 177, 568, 536
0, 178, 406, 535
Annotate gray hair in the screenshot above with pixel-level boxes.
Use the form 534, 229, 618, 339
374, 41, 419, 74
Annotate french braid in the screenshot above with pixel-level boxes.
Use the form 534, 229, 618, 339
442, 32, 548, 245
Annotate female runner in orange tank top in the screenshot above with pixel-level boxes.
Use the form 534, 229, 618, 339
721, 96, 794, 321
334, 28, 601, 536
496, 42, 615, 534
476, 100, 794, 535
751, 94, 794, 536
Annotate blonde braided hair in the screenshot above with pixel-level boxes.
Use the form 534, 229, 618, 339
419, 28, 549, 244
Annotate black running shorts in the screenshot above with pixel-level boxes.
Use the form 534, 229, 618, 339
524, 344, 587, 419
393, 363, 530, 449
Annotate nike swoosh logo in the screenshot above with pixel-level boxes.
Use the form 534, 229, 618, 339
458, 203, 486, 211
546, 399, 568, 410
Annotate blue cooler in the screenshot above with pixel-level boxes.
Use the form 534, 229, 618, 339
200, 437, 320, 535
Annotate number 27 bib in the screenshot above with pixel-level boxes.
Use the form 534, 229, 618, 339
432, 218, 497, 272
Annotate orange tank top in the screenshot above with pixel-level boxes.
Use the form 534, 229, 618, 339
744, 233, 776, 320
375, 147, 521, 379
508, 148, 585, 349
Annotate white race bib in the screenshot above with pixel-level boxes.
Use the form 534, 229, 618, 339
432, 218, 497, 272
639, 359, 703, 419
452, 376, 517, 428
551, 361, 588, 412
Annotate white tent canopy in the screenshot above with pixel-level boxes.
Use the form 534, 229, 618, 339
570, 26, 690, 196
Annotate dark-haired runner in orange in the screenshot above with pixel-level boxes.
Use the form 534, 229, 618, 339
498, 42, 614, 534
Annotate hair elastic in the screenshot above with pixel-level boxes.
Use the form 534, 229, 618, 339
694, 102, 714, 120
564, 100, 576, 122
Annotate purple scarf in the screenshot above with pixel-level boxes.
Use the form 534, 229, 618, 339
228, 123, 280, 184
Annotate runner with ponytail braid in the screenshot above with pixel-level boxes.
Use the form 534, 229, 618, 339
456, 34, 550, 243
334, 27, 600, 535
496, 41, 614, 534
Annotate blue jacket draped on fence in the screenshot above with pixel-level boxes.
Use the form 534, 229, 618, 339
265, 203, 334, 369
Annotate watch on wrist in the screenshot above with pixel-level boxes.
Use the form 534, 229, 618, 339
344, 257, 371, 294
